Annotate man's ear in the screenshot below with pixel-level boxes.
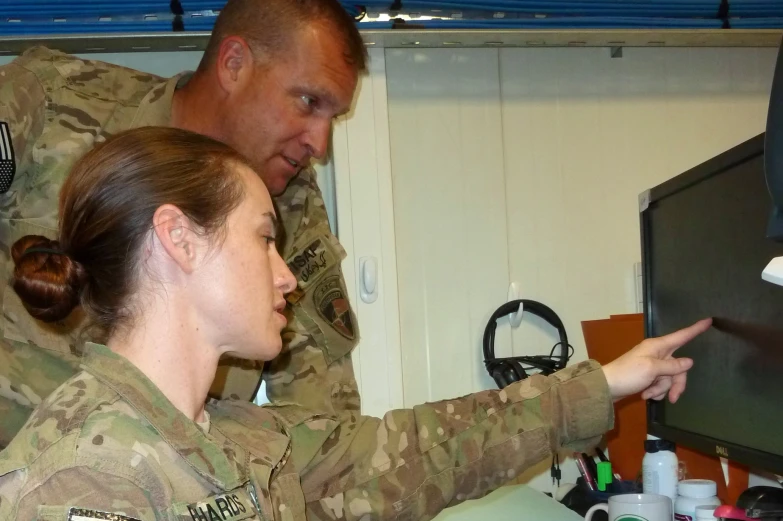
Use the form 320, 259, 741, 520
152, 204, 199, 275
215, 36, 256, 94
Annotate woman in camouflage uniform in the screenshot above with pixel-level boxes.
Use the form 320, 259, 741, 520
0, 126, 710, 521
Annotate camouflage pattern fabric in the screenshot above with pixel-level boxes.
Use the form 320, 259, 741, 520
0, 46, 360, 448
0, 343, 613, 521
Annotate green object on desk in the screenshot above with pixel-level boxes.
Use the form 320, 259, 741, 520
597, 461, 613, 492
433, 484, 583, 521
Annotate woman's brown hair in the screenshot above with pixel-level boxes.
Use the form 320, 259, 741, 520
12, 126, 249, 340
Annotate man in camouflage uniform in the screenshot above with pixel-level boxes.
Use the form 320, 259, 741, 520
0, 0, 364, 447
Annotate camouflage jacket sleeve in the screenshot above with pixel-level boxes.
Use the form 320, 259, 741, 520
0, 59, 46, 191
281, 360, 613, 521
263, 169, 360, 415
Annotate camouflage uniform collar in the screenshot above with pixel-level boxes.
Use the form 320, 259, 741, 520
130, 72, 188, 128
81, 343, 248, 490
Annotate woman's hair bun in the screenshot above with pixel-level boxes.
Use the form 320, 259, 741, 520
11, 235, 87, 323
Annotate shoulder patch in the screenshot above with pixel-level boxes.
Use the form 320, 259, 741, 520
313, 275, 355, 340
287, 238, 337, 290
68, 508, 141, 521
0, 122, 16, 193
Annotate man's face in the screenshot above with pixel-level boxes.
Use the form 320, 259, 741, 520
223, 22, 359, 196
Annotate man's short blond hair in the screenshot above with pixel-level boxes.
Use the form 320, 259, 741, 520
200, 0, 367, 73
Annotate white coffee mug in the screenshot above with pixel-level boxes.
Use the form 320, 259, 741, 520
585, 493, 672, 521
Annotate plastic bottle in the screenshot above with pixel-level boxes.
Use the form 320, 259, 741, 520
642, 439, 679, 505
694, 504, 719, 520
674, 480, 721, 521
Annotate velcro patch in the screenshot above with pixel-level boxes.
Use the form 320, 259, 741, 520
68, 508, 141, 521
0, 122, 16, 193
287, 238, 337, 291
313, 275, 355, 340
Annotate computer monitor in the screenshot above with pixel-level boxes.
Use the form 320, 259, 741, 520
643, 133, 783, 474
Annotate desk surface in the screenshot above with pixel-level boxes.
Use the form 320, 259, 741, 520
433, 485, 583, 521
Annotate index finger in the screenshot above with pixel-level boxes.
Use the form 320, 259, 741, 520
649, 318, 712, 356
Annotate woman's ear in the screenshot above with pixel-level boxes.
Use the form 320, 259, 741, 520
152, 204, 200, 274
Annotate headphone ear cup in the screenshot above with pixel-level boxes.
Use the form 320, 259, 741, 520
491, 362, 512, 388
508, 359, 528, 382
490, 362, 505, 389
491, 361, 528, 388
491, 374, 503, 388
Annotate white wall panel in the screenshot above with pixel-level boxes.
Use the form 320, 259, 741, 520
332, 48, 404, 417
385, 48, 512, 407
385, 46, 776, 492
500, 47, 776, 367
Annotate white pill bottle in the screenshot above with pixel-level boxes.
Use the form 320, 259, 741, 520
674, 480, 721, 521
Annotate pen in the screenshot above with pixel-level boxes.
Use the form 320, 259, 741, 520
582, 452, 599, 481
574, 453, 597, 491
594, 447, 609, 462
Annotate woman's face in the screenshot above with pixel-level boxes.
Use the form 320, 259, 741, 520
195, 163, 296, 360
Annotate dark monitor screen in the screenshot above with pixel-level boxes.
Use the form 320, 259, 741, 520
644, 133, 783, 474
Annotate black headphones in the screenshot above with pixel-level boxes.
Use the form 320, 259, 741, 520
483, 299, 572, 388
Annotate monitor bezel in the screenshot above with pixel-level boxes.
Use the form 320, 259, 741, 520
642, 133, 783, 474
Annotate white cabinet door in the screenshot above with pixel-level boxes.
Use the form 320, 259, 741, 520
385, 48, 513, 407
332, 48, 405, 418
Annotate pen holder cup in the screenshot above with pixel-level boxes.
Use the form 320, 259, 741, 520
560, 478, 642, 520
